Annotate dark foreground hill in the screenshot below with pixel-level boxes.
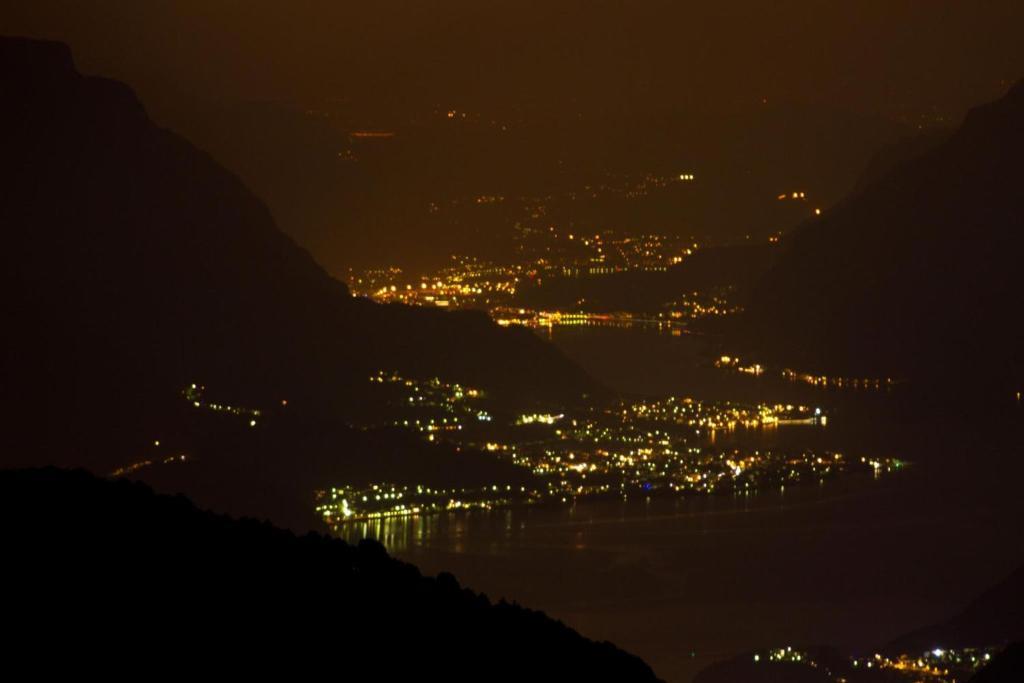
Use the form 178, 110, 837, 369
741, 79, 1024, 403
0, 36, 598, 472
2, 467, 660, 681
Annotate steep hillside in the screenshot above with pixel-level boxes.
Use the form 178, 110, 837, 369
741, 80, 1024, 400
885, 566, 1024, 655
968, 643, 1024, 683
2, 467, 660, 681
0, 37, 597, 470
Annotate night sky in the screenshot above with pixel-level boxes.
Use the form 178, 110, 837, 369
5, 2, 1023, 118
6, 2, 1023, 272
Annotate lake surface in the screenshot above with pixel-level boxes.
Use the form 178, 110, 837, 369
336, 326, 1024, 682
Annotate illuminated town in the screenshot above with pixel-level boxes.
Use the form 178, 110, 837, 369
183, 383, 263, 424
344, 229, 752, 346
313, 370, 904, 525
111, 374, 904, 528
750, 645, 999, 683
490, 308, 692, 332
715, 355, 901, 391
346, 221, 705, 316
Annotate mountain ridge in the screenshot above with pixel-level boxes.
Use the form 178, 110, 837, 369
2, 466, 662, 681
739, 76, 1024, 402
0, 36, 599, 472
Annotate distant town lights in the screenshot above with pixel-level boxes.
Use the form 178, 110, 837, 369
679, 173, 695, 181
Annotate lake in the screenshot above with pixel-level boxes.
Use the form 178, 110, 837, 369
335, 326, 1024, 682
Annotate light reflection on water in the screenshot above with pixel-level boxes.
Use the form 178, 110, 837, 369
332, 470, 848, 557
329, 440, 1024, 683
336, 509, 472, 555
328, 326, 1024, 682
337, 505, 526, 556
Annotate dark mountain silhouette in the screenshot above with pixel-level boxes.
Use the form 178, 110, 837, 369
0, 37, 598, 475
113, 400, 539, 532
150, 89, 905, 276
967, 643, 1024, 683
852, 129, 950, 195
2, 467, 661, 681
740, 79, 1024, 402
884, 566, 1024, 656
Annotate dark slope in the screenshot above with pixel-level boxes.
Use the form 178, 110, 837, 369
159, 96, 900, 275
2, 467, 660, 681
968, 643, 1024, 683
741, 80, 1024, 400
884, 566, 1024, 656
0, 37, 597, 470
852, 129, 950, 195
112, 403, 538, 532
